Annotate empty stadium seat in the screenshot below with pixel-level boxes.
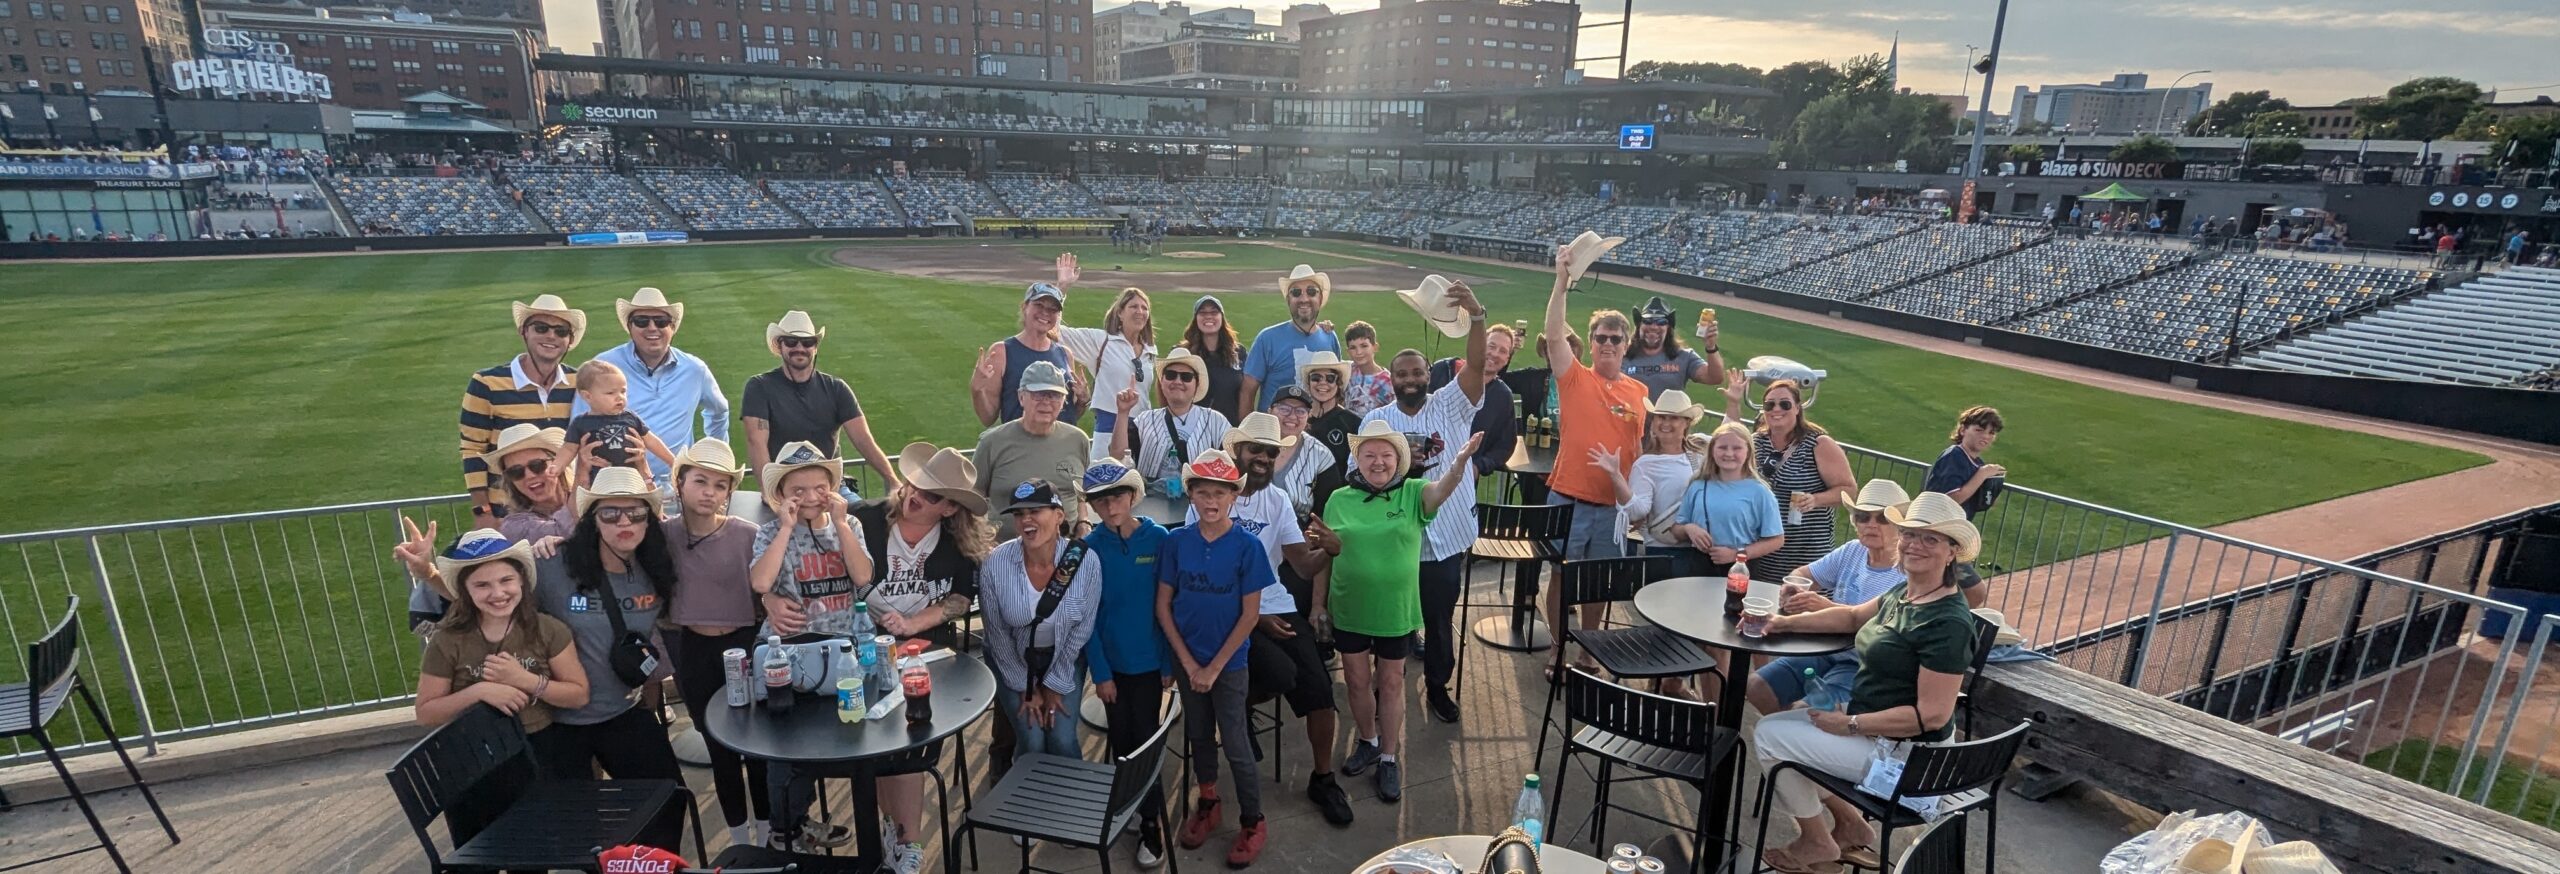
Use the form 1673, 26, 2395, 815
766, 178, 908, 228
326, 175, 539, 236
636, 168, 807, 231
509, 166, 681, 234
2242, 267, 2560, 386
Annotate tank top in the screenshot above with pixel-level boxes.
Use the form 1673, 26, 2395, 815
1755, 429, 1836, 583
1000, 336, 1087, 424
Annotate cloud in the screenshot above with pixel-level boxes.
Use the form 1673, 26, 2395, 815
2141, 3, 2560, 38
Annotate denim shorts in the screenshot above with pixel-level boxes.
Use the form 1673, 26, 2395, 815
1756, 651, 1861, 710
1548, 491, 1627, 562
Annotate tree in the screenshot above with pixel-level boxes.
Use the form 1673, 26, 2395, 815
2244, 138, 2305, 165
2189, 90, 2293, 135
2487, 114, 2560, 170
1625, 61, 1764, 88
2111, 134, 2179, 161
2006, 143, 2047, 162
2450, 108, 2500, 141
1781, 90, 1954, 168
1761, 60, 1848, 136
2240, 110, 2309, 139
2352, 77, 2484, 141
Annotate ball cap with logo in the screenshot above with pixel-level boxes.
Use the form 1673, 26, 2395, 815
1004, 479, 1064, 514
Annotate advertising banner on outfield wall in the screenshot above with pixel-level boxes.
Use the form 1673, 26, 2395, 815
567, 231, 690, 246
0, 162, 217, 181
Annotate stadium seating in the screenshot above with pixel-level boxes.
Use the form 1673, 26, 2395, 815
766, 178, 909, 228
695, 104, 1221, 139
1175, 176, 1273, 207
1271, 187, 1368, 231
2011, 254, 2434, 361
1440, 189, 1542, 219
1453, 194, 1612, 242
1080, 174, 1179, 206
326, 175, 540, 236
1866, 240, 2181, 325
884, 172, 1012, 224
986, 173, 1113, 219
2240, 266, 2560, 386
1764, 221, 2048, 302
1605, 209, 1805, 271
636, 168, 807, 230
1684, 213, 1920, 282
1583, 205, 1685, 241
509, 166, 681, 234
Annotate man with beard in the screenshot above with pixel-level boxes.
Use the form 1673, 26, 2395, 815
1187, 413, 1354, 827
1238, 265, 1341, 411
973, 268, 1088, 427
1429, 322, 1522, 477
578, 287, 728, 485
462, 294, 585, 531
1621, 296, 1725, 400
1357, 281, 1489, 726
742, 310, 903, 495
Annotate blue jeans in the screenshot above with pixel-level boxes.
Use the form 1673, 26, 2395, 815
1756, 651, 1861, 711
998, 684, 1085, 761
1548, 491, 1626, 561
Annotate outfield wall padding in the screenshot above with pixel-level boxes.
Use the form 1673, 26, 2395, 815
0, 227, 920, 259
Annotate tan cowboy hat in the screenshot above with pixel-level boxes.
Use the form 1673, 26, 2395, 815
512, 294, 589, 348
1279, 264, 1331, 302
1397, 274, 1471, 339
897, 441, 988, 516
1969, 608, 2025, 648
1154, 346, 1208, 386
1181, 449, 1246, 491
575, 466, 664, 519
428, 529, 539, 601
670, 438, 746, 484
1296, 349, 1352, 387
765, 310, 826, 356
482, 423, 566, 470
1888, 492, 1982, 562
1839, 478, 1914, 514
1644, 388, 1707, 423
1223, 411, 1297, 454
616, 287, 684, 330
760, 441, 846, 509
1561, 230, 1626, 285
1344, 419, 1411, 480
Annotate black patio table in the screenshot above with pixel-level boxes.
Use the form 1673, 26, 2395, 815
702, 649, 996, 868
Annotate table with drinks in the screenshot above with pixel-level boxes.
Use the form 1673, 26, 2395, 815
703, 620, 997, 868
1632, 570, 1853, 872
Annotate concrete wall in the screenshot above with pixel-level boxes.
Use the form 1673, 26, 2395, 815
1756, 167, 2327, 228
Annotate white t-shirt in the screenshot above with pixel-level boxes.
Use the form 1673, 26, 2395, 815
1621, 452, 1697, 546
1060, 327, 1157, 421
1805, 540, 1909, 607
1361, 382, 1485, 562
1189, 485, 1303, 614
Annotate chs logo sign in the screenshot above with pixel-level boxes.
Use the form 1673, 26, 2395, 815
562, 104, 660, 123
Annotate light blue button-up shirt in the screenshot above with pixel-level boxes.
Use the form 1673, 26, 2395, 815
573, 341, 730, 480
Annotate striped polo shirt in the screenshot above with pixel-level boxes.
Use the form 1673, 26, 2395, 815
459, 356, 578, 491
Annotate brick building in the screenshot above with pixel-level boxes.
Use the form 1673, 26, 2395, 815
1294, 0, 1576, 94
1117, 20, 1293, 90
1, 0, 197, 96
200, 5, 539, 120
624, 0, 1096, 82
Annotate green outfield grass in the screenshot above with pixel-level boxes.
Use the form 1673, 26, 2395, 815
1039, 239, 1326, 273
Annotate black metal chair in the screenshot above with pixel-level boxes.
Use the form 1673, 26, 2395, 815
1538, 555, 1720, 772
1957, 616, 2002, 739
1748, 722, 2032, 874
385, 702, 707, 872
1885, 811, 1968, 874
1456, 502, 1571, 699
951, 711, 1177, 874
1547, 669, 1741, 874
0, 596, 178, 874
703, 843, 862, 872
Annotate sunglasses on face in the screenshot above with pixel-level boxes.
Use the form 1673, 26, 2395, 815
1590, 334, 1628, 346
525, 321, 575, 338
1852, 510, 1884, 525
1306, 372, 1341, 383
1766, 398, 1797, 411
913, 489, 950, 507
778, 336, 819, 350
504, 459, 552, 481
1162, 369, 1198, 383
593, 506, 653, 525
627, 314, 672, 329
1288, 286, 1322, 299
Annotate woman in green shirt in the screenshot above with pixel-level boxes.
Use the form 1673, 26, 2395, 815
1748, 492, 1982, 874
1321, 420, 1478, 802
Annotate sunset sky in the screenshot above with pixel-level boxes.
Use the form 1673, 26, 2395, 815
538, 0, 2560, 107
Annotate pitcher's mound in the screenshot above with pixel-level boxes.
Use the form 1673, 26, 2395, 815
1164, 251, 1224, 259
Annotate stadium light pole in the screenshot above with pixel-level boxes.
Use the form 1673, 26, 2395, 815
1959, 0, 2010, 186
2155, 69, 2210, 135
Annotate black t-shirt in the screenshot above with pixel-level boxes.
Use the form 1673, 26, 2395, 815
1924, 444, 1999, 518
742, 367, 862, 458
566, 411, 651, 467
1191, 347, 1246, 425
1305, 406, 1364, 515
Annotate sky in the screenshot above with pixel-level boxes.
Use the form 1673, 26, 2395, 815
537, 0, 2560, 107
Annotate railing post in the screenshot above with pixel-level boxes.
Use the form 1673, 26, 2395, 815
83, 535, 161, 756
2126, 532, 2182, 690
2476, 615, 2556, 808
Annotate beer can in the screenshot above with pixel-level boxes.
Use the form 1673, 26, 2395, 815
1607, 861, 1638, 874
1636, 858, 1666, 874
1611, 844, 1644, 863
723, 648, 751, 708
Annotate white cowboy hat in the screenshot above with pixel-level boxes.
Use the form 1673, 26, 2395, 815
670, 437, 747, 484
898, 441, 988, 516
1839, 478, 1914, 514
1223, 411, 1296, 454
1643, 388, 1707, 423
1397, 274, 1471, 339
1969, 608, 2025, 648
615, 287, 684, 330
1180, 449, 1246, 492
1561, 230, 1626, 285
1153, 346, 1208, 388
512, 294, 589, 348
1888, 492, 1982, 562
766, 310, 827, 357
1296, 349, 1352, 388
428, 529, 539, 602
482, 424, 567, 470
1344, 419, 1412, 482
760, 441, 846, 510
1279, 264, 1331, 302
575, 466, 664, 519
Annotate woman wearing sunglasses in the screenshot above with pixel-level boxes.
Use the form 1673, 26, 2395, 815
1061, 283, 1161, 461
1294, 351, 1362, 515
1722, 372, 1856, 584
1110, 347, 1235, 510
408, 424, 584, 629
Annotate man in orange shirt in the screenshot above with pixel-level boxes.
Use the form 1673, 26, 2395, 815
1540, 243, 1653, 653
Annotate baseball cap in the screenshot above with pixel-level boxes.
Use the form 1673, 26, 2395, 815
1269, 385, 1315, 410
1003, 479, 1063, 514
1193, 294, 1224, 313
1019, 360, 1070, 395
1025, 282, 1065, 305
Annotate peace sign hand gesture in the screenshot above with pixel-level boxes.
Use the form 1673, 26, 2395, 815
393, 516, 438, 581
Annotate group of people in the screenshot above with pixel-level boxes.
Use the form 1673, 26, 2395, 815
398, 242, 2015, 874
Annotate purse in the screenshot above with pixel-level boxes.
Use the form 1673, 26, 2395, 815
1476, 826, 1543, 874
593, 580, 662, 690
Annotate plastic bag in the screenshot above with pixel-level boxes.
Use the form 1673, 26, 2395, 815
2100, 811, 2264, 874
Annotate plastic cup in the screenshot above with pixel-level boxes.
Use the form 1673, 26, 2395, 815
1739, 597, 1777, 638
1779, 575, 1815, 613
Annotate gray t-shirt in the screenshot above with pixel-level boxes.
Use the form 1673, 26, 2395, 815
531, 554, 664, 725
1621, 348, 1706, 400
973, 420, 1093, 541
753, 516, 864, 637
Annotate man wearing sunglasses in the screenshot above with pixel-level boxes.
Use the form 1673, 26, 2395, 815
743, 310, 904, 497
1541, 244, 1649, 564
1238, 264, 1341, 411
575, 287, 729, 486
461, 294, 586, 530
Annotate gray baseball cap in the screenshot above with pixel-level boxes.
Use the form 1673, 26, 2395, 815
1020, 360, 1070, 395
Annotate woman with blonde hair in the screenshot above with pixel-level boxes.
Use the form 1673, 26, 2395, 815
1722, 373, 1855, 583
1063, 285, 1161, 460
1588, 389, 1711, 579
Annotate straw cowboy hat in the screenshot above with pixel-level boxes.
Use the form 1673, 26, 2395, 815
1223, 411, 1296, 454
1889, 492, 1982, 562
1296, 350, 1352, 387
897, 441, 988, 516
1838, 478, 1914, 514
1344, 419, 1412, 481
1561, 230, 1626, 285
1181, 449, 1246, 492
576, 466, 664, 519
670, 438, 747, 484
1279, 264, 1331, 302
513, 294, 589, 348
1969, 608, 2026, 648
1081, 458, 1146, 500
1644, 388, 1707, 423
428, 529, 538, 601
482, 423, 566, 470
759, 441, 845, 510
765, 310, 826, 356
616, 287, 684, 329
1154, 346, 1208, 384
1397, 274, 1472, 339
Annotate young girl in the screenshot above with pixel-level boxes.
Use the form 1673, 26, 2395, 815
1673, 422, 1787, 580
561, 359, 678, 487
1340, 321, 1393, 416
412, 530, 590, 840
658, 439, 771, 849
750, 440, 876, 852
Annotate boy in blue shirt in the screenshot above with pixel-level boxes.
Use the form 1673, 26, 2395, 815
1082, 459, 1175, 868
1156, 449, 1275, 867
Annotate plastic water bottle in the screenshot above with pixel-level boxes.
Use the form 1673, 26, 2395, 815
1801, 667, 1841, 713
856, 634, 883, 705
849, 601, 877, 643
1512, 773, 1546, 848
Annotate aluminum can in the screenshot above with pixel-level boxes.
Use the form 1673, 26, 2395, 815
723, 648, 751, 708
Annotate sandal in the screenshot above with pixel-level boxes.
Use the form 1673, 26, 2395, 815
1760, 848, 1845, 874
1838, 845, 1881, 870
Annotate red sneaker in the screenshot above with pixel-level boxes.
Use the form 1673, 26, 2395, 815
1225, 819, 1267, 869
1179, 785, 1222, 850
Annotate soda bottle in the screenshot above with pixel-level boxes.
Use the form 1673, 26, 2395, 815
856, 634, 882, 706
1511, 773, 1546, 848
761, 635, 795, 715
1725, 559, 1751, 618
835, 644, 863, 724
900, 641, 934, 726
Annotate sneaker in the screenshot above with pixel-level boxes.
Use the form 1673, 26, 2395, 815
1375, 759, 1402, 803
889, 841, 926, 874
1306, 773, 1355, 827
1179, 785, 1223, 850
1427, 690, 1461, 724
1225, 819, 1268, 869
1342, 739, 1382, 776
1136, 822, 1168, 870
803, 819, 856, 849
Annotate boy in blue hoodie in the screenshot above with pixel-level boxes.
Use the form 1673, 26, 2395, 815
1081, 459, 1175, 868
